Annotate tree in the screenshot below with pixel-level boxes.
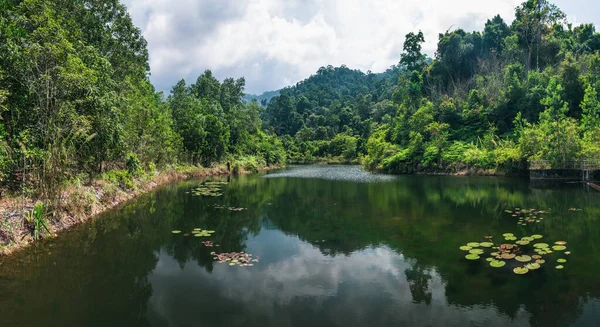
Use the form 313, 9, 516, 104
400, 31, 426, 72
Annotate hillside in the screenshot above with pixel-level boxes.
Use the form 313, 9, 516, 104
243, 90, 280, 105
262, 2, 600, 171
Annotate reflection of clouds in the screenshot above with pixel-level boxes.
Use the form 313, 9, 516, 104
263, 165, 397, 183
147, 232, 530, 327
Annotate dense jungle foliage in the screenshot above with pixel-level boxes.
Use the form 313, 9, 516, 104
1, 0, 600, 202
0, 0, 285, 201
260, 0, 600, 172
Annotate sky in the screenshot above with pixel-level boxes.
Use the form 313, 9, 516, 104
122, 0, 600, 95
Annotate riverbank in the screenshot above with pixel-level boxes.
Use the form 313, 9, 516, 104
0, 163, 282, 256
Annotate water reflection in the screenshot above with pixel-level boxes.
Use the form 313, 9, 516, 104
0, 166, 599, 327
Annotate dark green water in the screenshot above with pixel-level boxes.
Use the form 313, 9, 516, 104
1, 165, 600, 327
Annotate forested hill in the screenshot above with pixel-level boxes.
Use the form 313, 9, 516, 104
262, 0, 600, 172
260, 65, 401, 162
243, 90, 280, 105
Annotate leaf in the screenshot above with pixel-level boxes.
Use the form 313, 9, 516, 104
172, 230, 182, 234
515, 255, 532, 262
490, 260, 506, 268
513, 267, 529, 275
465, 254, 480, 260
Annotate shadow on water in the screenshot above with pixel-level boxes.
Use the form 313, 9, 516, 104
1, 165, 600, 326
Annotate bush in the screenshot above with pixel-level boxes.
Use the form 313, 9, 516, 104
126, 153, 143, 177
102, 170, 134, 190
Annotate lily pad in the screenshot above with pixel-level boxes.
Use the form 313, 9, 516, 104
532, 255, 542, 259
554, 241, 567, 245
565, 251, 571, 255
172, 230, 182, 234
536, 259, 545, 264
467, 242, 480, 247
515, 255, 532, 262
526, 263, 541, 270
469, 249, 484, 255
516, 240, 530, 245
465, 254, 480, 260
479, 242, 493, 247
555, 265, 564, 269
501, 253, 516, 260
502, 233, 514, 237
194, 228, 202, 231
531, 234, 543, 239
521, 237, 534, 242
505, 236, 517, 241
459, 246, 472, 251
486, 257, 495, 262
552, 245, 566, 251
534, 243, 549, 248
490, 260, 506, 268
513, 267, 529, 275
557, 258, 567, 263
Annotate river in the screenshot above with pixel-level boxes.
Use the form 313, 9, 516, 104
1, 165, 599, 326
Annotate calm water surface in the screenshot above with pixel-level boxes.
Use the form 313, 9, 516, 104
1, 165, 600, 327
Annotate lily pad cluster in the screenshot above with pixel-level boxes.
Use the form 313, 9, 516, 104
201, 240, 216, 247
211, 251, 260, 267
459, 233, 571, 275
191, 182, 227, 197
504, 208, 547, 226
192, 228, 216, 237
173, 228, 218, 240
568, 208, 582, 212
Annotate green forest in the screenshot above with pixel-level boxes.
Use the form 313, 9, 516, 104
261, 0, 600, 173
0, 0, 285, 201
2, 0, 600, 201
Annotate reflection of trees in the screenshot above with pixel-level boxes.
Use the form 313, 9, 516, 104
404, 263, 432, 305
257, 173, 600, 327
1, 170, 599, 327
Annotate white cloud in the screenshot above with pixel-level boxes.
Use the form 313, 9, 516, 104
123, 0, 587, 94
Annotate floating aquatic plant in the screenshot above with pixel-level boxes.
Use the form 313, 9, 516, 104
465, 253, 480, 260
515, 255, 532, 262
555, 265, 564, 269
505, 208, 549, 226
490, 260, 506, 268
212, 251, 259, 267
191, 181, 228, 197
459, 232, 570, 275
172, 230, 182, 234
513, 267, 529, 275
